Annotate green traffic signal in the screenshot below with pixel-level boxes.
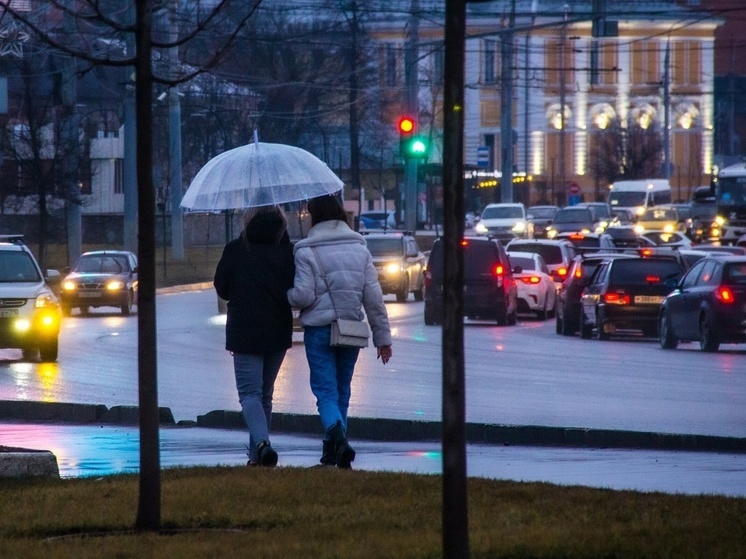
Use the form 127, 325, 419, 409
400, 135, 429, 159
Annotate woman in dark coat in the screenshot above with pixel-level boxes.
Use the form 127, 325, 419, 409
214, 205, 295, 466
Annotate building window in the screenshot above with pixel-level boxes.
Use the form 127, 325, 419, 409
631, 40, 660, 86
114, 159, 123, 194
386, 44, 398, 87
484, 40, 496, 84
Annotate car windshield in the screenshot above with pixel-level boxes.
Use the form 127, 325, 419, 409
0, 252, 41, 282
365, 238, 402, 257
724, 263, 746, 284
481, 206, 523, 219
74, 255, 128, 274
609, 259, 682, 285
586, 205, 610, 218
509, 244, 562, 264
609, 191, 646, 207
527, 207, 556, 219
674, 206, 692, 219
510, 256, 536, 270
554, 209, 592, 224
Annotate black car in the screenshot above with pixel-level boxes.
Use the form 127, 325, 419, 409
363, 232, 426, 302
580, 255, 686, 339
423, 237, 518, 326
659, 256, 746, 352
555, 252, 637, 336
60, 251, 139, 316
526, 205, 559, 238
546, 207, 600, 238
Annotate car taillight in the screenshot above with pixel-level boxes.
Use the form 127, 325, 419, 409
556, 267, 568, 280
520, 276, 541, 284
604, 292, 630, 305
645, 275, 660, 284
494, 264, 505, 277
640, 248, 654, 257
714, 286, 735, 304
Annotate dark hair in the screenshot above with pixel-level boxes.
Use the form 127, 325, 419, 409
307, 195, 348, 226
241, 205, 288, 245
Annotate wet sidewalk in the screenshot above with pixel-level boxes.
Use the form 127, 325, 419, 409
2, 421, 745, 497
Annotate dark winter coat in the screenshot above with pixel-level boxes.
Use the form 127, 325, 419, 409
213, 213, 295, 354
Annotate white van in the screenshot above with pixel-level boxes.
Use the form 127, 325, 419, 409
607, 179, 672, 216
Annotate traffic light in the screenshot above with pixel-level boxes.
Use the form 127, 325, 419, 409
397, 116, 429, 160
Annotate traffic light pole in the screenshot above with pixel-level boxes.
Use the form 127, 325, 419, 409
404, 158, 418, 232
404, 0, 419, 233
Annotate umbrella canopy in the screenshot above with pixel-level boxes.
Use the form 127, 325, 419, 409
181, 142, 344, 210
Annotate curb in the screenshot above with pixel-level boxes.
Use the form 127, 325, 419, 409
0, 447, 59, 478
2, 400, 745, 457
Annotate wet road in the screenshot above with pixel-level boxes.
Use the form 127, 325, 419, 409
0, 288, 744, 438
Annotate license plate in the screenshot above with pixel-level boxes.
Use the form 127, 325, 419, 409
0, 309, 18, 317
79, 292, 102, 298
634, 295, 664, 304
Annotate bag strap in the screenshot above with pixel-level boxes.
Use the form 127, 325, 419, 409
310, 247, 340, 320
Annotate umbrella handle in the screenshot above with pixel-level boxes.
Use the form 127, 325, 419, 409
253, 129, 259, 145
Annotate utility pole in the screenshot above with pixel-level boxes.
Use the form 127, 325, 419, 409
559, 4, 568, 197
123, 4, 138, 253
404, 0, 419, 233
500, 0, 515, 202
663, 40, 670, 179
168, 0, 184, 260
63, 1, 81, 265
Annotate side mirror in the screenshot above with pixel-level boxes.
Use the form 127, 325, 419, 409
406, 250, 418, 258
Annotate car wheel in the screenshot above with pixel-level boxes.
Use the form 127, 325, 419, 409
536, 299, 548, 321
121, 291, 133, 315
39, 338, 59, 362
413, 280, 424, 302
659, 311, 678, 349
396, 276, 409, 303
597, 318, 610, 341
699, 313, 720, 352
21, 347, 38, 361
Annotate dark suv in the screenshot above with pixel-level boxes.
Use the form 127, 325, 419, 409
580, 255, 686, 339
423, 236, 518, 326
364, 232, 426, 302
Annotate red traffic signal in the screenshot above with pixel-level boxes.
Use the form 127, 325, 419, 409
398, 116, 415, 135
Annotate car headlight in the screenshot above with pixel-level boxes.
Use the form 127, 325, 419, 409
634, 206, 646, 216
384, 263, 401, 274
663, 224, 674, 233
62, 280, 77, 291
35, 293, 58, 308
715, 215, 725, 226
634, 224, 645, 235
13, 319, 31, 333
107, 280, 124, 291
474, 222, 488, 234
512, 221, 526, 233
546, 229, 558, 239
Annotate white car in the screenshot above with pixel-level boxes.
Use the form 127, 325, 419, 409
508, 251, 557, 320
640, 230, 693, 248
474, 203, 529, 241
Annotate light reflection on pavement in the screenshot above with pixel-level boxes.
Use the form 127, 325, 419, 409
2, 422, 746, 497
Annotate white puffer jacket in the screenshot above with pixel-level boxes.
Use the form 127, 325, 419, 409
287, 220, 392, 348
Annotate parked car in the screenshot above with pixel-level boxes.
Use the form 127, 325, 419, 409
423, 236, 518, 326
545, 207, 602, 238
579, 254, 686, 340
60, 250, 139, 316
507, 251, 556, 320
555, 252, 637, 336
555, 232, 615, 252
363, 231, 426, 302
526, 205, 559, 238
473, 202, 529, 241
659, 256, 746, 351
640, 230, 693, 248
505, 239, 577, 283
0, 234, 62, 362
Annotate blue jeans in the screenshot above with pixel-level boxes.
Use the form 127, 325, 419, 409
304, 325, 360, 434
233, 350, 286, 461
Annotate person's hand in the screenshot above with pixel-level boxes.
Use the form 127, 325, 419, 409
377, 345, 392, 364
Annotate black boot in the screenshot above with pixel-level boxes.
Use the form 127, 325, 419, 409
327, 421, 355, 469
319, 439, 335, 466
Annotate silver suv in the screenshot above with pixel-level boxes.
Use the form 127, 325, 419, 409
0, 235, 62, 361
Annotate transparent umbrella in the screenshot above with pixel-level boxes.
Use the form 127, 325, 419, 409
180, 142, 344, 210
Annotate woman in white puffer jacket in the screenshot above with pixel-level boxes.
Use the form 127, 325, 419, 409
288, 194, 392, 468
